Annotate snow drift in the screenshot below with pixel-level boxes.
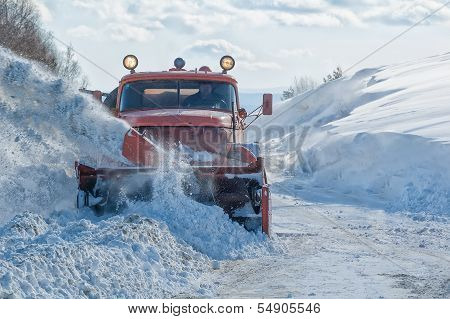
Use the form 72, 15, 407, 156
130, 165, 272, 260
260, 53, 450, 215
0, 211, 210, 298
0, 47, 129, 222
0, 47, 274, 298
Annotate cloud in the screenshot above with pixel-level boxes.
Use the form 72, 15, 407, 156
67, 25, 97, 38
67, 23, 153, 42
276, 48, 313, 58
162, 11, 234, 34
361, 1, 450, 26
240, 61, 282, 71
68, 0, 360, 39
229, 0, 364, 26
184, 39, 281, 71
70, 0, 162, 41
106, 23, 154, 42
67, 0, 450, 44
32, 0, 52, 23
271, 12, 343, 27
184, 39, 254, 60
231, 0, 328, 13
230, 0, 450, 27
331, 7, 365, 26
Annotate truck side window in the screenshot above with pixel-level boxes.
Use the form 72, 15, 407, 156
103, 87, 118, 109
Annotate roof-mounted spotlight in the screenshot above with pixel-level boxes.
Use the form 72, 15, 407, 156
123, 54, 138, 73
174, 57, 186, 70
220, 55, 235, 73
199, 65, 212, 73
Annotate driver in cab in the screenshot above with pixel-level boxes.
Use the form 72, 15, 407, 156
183, 82, 227, 109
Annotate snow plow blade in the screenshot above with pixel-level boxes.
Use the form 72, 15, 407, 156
75, 162, 271, 236
75, 130, 271, 236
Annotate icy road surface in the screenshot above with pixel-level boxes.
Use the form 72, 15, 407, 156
211, 185, 450, 298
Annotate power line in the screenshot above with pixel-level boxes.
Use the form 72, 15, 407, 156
343, 0, 450, 74
51, 34, 120, 82
260, 0, 450, 130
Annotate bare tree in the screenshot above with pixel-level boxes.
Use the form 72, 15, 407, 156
323, 66, 343, 83
0, 0, 88, 86
0, 0, 58, 70
79, 75, 89, 89
56, 45, 83, 84
282, 86, 295, 100
282, 76, 318, 101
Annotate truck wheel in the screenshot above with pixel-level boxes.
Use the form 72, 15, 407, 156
92, 187, 124, 216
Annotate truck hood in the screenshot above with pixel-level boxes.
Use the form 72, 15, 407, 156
119, 109, 233, 128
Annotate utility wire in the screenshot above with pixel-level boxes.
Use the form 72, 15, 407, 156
343, 0, 450, 74
261, 2, 450, 273
51, 34, 120, 82
50, 34, 216, 128
48, 2, 450, 131
261, 0, 450, 134
50, 1, 450, 88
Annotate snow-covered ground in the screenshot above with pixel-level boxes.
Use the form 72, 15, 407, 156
0, 48, 129, 224
258, 53, 450, 216
211, 190, 449, 298
0, 46, 448, 298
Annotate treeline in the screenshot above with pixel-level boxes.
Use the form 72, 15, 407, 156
0, 0, 87, 86
282, 66, 343, 101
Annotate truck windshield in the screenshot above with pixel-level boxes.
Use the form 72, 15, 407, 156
120, 80, 236, 112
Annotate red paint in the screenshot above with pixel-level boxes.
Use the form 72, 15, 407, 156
261, 184, 272, 236
76, 68, 272, 235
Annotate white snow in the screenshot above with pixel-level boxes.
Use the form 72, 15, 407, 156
212, 193, 449, 298
0, 211, 211, 298
0, 47, 129, 223
0, 47, 275, 298
0, 45, 448, 299
258, 52, 450, 215
217, 53, 450, 298
178, 145, 218, 163
129, 167, 276, 260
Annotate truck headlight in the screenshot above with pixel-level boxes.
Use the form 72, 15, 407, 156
220, 55, 235, 72
123, 55, 138, 71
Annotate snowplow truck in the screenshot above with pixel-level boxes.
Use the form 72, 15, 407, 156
76, 55, 273, 236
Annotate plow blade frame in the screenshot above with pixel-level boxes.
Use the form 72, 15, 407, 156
261, 184, 272, 237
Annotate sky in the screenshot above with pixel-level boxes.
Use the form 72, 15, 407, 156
33, 0, 450, 92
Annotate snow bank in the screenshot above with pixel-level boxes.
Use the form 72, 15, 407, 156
261, 53, 450, 215
0, 47, 129, 222
127, 164, 276, 260
0, 211, 210, 298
